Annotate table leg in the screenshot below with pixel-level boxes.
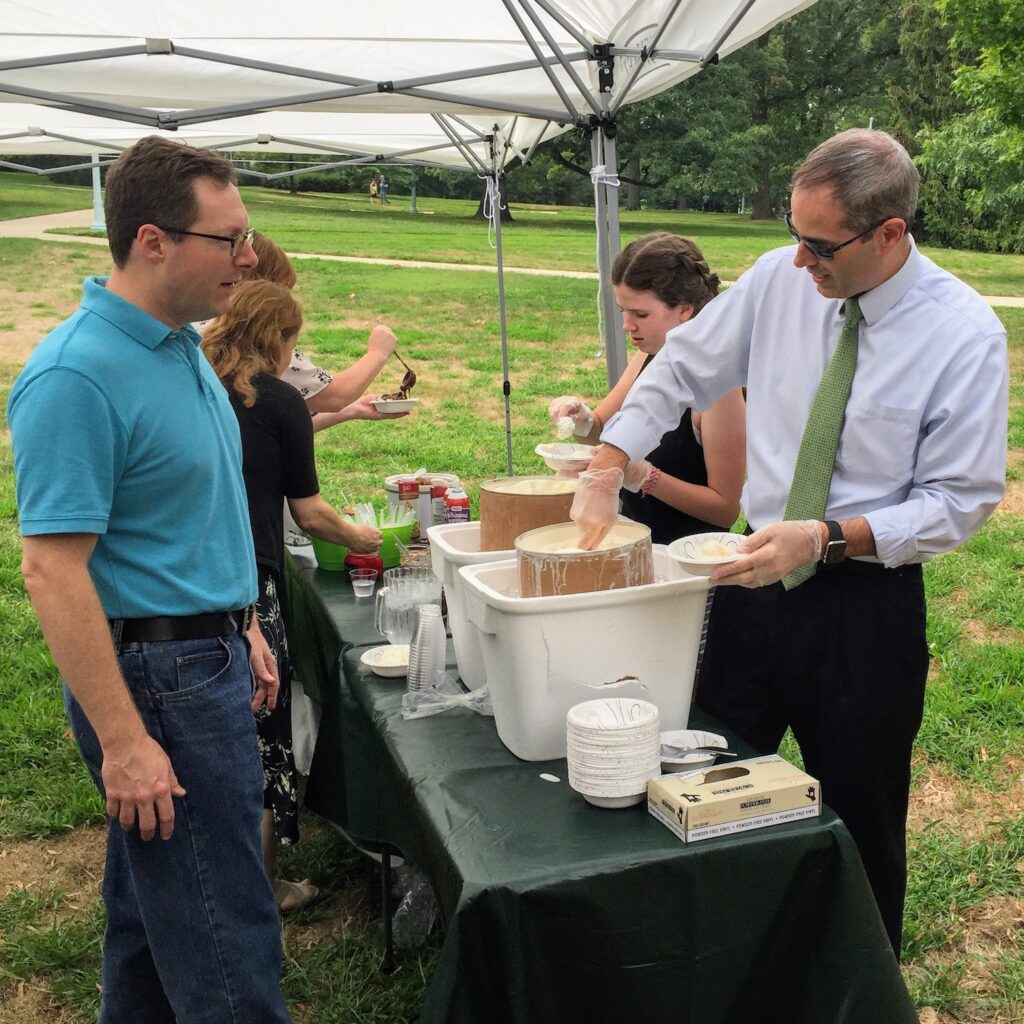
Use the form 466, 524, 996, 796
380, 846, 398, 974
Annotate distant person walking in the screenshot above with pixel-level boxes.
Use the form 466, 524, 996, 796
369, 176, 379, 205
379, 174, 390, 204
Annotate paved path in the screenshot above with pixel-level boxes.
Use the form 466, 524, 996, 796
3, 209, 1023, 307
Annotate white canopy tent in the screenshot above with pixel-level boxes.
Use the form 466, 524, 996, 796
0, 0, 817, 471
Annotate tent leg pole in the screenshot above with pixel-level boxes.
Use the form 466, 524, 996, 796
491, 174, 514, 476
600, 128, 626, 386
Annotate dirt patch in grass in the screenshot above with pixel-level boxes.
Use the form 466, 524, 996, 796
908, 757, 1024, 840
998, 477, 1024, 517
0, 825, 104, 906
0, 980, 82, 1024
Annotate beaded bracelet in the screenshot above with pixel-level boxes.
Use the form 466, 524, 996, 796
641, 465, 662, 498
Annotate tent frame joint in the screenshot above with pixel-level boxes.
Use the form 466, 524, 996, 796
592, 42, 614, 93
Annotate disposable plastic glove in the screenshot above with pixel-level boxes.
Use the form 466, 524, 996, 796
709, 520, 823, 588
548, 396, 595, 439
570, 467, 624, 549
621, 459, 653, 493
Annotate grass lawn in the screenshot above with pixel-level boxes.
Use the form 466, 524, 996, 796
0, 179, 1022, 1023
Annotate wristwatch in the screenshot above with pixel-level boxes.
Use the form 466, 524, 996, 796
821, 520, 846, 566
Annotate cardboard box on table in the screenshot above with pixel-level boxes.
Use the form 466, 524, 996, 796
648, 754, 821, 843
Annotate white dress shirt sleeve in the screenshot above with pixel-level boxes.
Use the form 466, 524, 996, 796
600, 260, 758, 462
864, 326, 1008, 566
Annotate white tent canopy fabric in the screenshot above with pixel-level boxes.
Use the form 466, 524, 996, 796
1, 0, 817, 472
1, 1, 816, 171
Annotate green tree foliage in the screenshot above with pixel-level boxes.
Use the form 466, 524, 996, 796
913, 0, 1024, 252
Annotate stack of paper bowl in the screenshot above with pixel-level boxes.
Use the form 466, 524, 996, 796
566, 698, 661, 809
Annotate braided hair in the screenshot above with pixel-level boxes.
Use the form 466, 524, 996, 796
611, 233, 720, 314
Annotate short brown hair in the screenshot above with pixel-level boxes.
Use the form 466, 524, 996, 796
612, 233, 720, 313
791, 129, 919, 232
242, 232, 297, 288
201, 281, 303, 407
103, 136, 237, 268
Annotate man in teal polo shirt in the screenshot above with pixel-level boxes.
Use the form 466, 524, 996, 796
9, 137, 291, 1023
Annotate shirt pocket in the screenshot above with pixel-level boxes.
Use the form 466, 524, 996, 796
836, 398, 921, 491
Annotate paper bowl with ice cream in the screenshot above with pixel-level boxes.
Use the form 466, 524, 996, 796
535, 442, 598, 474
667, 532, 742, 577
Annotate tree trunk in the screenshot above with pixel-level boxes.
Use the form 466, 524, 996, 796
474, 174, 513, 221
751, 163, 773, 219
626, 154, 641, 211
675, 193, 689, 211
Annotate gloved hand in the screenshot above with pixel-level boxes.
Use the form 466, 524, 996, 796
621, 459, 653, 493
570, 467, 624, 549
709, 520, 823, 588
548, 396, 595, 439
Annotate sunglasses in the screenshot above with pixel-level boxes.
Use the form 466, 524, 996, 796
784, 211, 890, 261
158, 225, 256, 258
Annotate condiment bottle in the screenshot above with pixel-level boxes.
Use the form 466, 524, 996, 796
430, 480, 449, 527
397, 476, 420, 540
444, 486, 470, 524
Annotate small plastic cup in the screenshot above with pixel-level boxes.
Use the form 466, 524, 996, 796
349, 568, 378, 598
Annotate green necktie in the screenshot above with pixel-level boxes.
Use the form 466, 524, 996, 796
782, 296, 862, 590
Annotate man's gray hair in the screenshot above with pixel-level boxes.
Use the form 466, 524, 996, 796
791, 129, 919, 231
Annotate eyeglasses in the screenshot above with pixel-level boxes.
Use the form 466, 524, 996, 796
158, 226, 255, 258
784, 211, 889, 261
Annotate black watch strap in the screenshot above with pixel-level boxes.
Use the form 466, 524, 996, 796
821, 520, 846, 566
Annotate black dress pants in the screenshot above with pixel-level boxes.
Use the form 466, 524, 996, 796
696, 559, 929, 957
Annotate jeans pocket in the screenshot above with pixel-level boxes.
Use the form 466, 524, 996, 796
156, 637, 234, 704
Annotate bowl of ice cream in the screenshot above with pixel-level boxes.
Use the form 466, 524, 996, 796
667, 532, 742, 577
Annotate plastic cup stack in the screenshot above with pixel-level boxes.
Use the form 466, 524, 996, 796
407, 604, 446, 691
566, 698, 661, 809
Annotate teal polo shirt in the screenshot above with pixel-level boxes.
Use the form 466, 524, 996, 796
8, 276, 257, 618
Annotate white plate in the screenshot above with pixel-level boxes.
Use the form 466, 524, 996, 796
583, 792, 647, 809
535, 442, 598, 473
360, 644, 410, 677
373, 397, 419, 414
667, 532, 742, 577
659, 729, 728, 773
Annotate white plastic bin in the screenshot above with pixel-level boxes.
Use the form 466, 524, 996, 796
459, 547, 710, 761
426, 521, 514, 690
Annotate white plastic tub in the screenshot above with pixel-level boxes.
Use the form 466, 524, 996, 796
459, 547, 710, 761
426, 521, 514, 690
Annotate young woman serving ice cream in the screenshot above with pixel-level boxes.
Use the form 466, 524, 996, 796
549, 233, 746, 544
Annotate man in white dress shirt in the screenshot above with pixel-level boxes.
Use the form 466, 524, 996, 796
576, 129, 1008, 956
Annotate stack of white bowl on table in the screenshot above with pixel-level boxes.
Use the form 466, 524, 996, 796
566, 698, 661, 809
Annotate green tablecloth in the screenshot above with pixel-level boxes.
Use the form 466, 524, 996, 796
286, 556, 917, 1024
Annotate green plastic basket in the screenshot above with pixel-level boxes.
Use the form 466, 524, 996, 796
310, 537, 349, 571
379, 523, 415, 568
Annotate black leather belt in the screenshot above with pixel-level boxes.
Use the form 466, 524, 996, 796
111, 606, 255, 644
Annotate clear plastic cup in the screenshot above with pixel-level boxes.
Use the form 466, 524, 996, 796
349, 568, 378, 598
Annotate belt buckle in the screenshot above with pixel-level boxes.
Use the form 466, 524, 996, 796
240, 605, 256, 633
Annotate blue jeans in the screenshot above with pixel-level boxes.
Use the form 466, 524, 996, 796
64, 632, 291, 1023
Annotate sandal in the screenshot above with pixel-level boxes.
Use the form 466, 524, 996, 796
274, 877, 319, 914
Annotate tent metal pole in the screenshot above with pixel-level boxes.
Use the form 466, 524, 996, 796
526, 0, 595, 53
0, 45, 147, 72
447, 115, 490, 141
609, 0, 689, 119
700, 0, 759, 65
489, 171, 515, 477
499, 0, 581, 123
90, 152, 105, 231
592, 127, 627, 387
0, 83, 161, 127
172, 45, 591, 94
513, 0, 603, 116
432, 115, 491, 175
